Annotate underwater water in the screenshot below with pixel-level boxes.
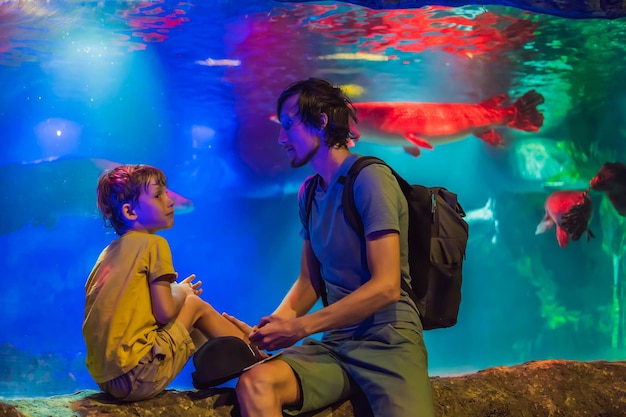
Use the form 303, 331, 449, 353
1, 0, 625, 398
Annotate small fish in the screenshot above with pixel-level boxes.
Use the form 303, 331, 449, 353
339, 84, 365, 98
465, 198, 499, 244
464, 198, 495, 224
317, 52, 392, 61
195, 57, 241, 67
589, 161, 626, 216
535, 190, 594, 248
351, 90, 545, 157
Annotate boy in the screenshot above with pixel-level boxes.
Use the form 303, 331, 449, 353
83, 164, 254, 401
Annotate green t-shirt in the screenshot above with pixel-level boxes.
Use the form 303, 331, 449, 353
299, 154, 420, 341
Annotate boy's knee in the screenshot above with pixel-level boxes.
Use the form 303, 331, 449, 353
178, 295, 218, 329
184, 294, 216, 313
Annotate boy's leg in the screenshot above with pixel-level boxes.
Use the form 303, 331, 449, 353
102, 319, 195, 402
176, 294, 248, 340
189, 328, 208, 349
178, 296, 268, 360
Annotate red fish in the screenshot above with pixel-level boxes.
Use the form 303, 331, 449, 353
535, 190, 594, 248
352, 90, 544, 156
589, 161, 626, 216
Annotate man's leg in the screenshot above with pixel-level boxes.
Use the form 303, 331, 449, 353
236, 359, 301, 417
342, 325, 434, 417
237, 341, 354, 417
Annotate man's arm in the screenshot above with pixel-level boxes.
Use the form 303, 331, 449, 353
221, 240, 321, 336
251, 230, 400, 350
271, 240, 323, 319
300, 229, 401, 331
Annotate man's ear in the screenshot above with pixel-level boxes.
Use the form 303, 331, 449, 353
122, 203, 137, 221
319, 113, 328, 130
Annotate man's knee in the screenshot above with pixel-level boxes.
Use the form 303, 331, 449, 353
236, 361, 300, 406
236, 365, 274, 398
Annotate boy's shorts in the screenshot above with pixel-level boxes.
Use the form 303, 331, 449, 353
99, 319, 195, 402
279, 323, 434, 417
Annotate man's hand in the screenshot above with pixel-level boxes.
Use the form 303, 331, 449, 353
221, 313, 268, 359
222, 313, 255, 336
249, 315, 307, 351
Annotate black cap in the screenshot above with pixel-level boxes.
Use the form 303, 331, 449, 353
192, 336, 259, 389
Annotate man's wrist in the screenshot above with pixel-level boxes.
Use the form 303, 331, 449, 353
296, 316, 313, 339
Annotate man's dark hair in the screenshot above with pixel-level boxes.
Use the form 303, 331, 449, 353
277, 78, 358, 149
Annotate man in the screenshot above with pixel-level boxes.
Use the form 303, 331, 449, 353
225, 78, 434, 417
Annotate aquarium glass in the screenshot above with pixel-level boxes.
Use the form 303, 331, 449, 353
1, 0, 625, 398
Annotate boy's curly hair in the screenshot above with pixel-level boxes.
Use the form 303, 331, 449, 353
96, 164, 167, 235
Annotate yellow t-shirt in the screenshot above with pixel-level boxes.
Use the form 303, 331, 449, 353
82, 231, 176, 383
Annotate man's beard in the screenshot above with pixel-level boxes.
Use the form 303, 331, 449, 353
290, 142, 319, 168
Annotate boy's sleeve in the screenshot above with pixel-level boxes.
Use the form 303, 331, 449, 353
147, 236, 176, 283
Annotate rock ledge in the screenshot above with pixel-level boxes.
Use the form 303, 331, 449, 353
2, 360, 625, 417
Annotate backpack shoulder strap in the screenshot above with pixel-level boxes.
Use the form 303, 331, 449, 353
340, 156, 417, 301
340, 156, 385, 235
303, 174, 321, 233
302, 173, 329, 306
340, 156, 411, 235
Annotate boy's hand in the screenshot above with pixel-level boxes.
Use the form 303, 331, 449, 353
176, 274, 203, 296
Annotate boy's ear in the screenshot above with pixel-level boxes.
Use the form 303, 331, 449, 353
122, 203, 137, 221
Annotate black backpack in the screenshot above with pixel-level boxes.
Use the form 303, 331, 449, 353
304, 156, 469, 330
